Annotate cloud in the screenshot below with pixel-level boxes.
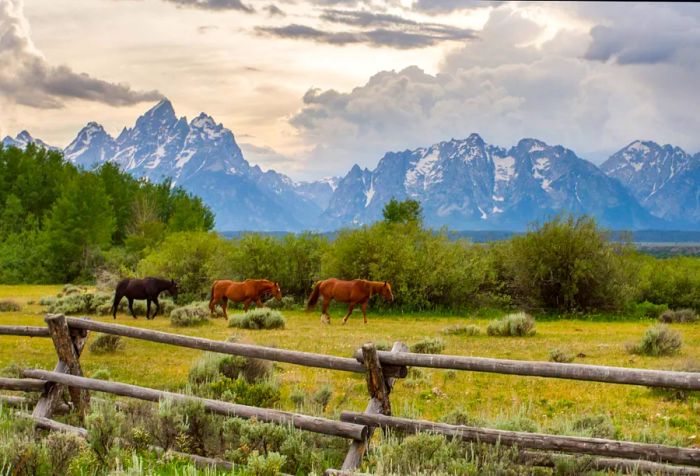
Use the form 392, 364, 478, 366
582, 4, 700, 65
411, 0, 501, 14
163, 0, 254, 12
0, 0, 163, 109
289, 5, 700, 174
256, 10, 476, 49
263, 4, 285, 17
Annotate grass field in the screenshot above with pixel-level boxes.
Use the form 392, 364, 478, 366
0, 285, 699, 449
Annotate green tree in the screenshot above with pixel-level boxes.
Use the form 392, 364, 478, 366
44, 174, 115, 281
382, 198, 422, 225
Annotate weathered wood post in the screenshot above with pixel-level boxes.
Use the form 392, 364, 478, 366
341, 341, 408, 472
34, 314, 89, 419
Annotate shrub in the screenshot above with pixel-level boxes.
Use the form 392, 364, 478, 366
210, 376, 281, 408
91, 368, 111, 380
59, 284, 85, 296
189, 352, 272, 385
85, 400, 124, 463
659, 308, 698, 324
312, 384, 333, 412
246, 451, 287, 476
88, 334, 123, 354
46, 291, 112, 315
228, 308, 285, 330
634, 301, 669, 319
290, 387, 307, 409
410, 337, 445, 354
0, 299, 20, 312
487, 312, 536, 337
44, 431, 86, 475
39, 296, 56, 307
549, 348, 575, 363
374, 340, 391, 351
629, 325, 682, 356
442, 324, 480, 336
264, 295, 295, 310
571, 414, 617, 439
170, 302, 211, 327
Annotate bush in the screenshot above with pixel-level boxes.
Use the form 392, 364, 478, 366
312, 384, 333, 412
487, 312, 536, 337
629, 325, 682, 356
499, 215, 637, 311
59, 284, 85, 296
410, 337, 445, 354
246, 451, 287, 476
169, 302, 211, 327
210, 376, 281, 408
46, 291, 112, 315
44, 431, 86, 475
38, 295, 56, 307
442, 324, 480, 336
571, 414, 617, 439
91, 368, 111, 380
549, 348, 575, 363
88, 334, 123, 354
189, 352, 271, 385
264, 295, 295, 310
659, 308, 698, 323
228, 309, 286, 330
0, 299, 20, 312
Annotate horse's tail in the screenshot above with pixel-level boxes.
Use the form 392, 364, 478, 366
209, 280, 218, 301
306, 281, 321, 310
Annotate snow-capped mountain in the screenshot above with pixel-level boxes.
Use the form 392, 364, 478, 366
5, 99, 700, 231
2, 131, 58, 151
323, 134, 659, 230
62, 99, 324, 231
602, 141, 700, 225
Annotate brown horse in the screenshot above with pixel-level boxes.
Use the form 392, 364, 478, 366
209, 279, 282, 318
306, 278, 393, 324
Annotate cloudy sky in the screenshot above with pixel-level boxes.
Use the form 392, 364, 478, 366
1, 0, 699, 180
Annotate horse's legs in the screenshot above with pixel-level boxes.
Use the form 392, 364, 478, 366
153, 297, 160, 319
222, 299, 228, 320
342, 303, 355, 325
361, 301, 368, 324
146, 299, 151, 320
256, 298, 263, 308
321, 297, 331, 324
243, 299, 252, 312
128, 298, 137, 319
112, 293, 122, 319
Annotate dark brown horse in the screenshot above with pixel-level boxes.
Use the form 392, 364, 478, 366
209, 279, 282, 318
306, 278, 393, 324
111, 277, 178, 320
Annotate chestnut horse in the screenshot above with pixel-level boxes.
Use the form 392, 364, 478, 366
209, 279, 282, 318
306, 278, 393, 324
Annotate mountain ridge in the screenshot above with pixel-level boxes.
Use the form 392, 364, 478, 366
3, 99, 700, 231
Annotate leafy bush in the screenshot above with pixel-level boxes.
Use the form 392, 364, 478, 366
410, 337, 445, 354
88, 334, 123, 354
659, 308, 698, 323
91, 368, 111, 380
58, 284, 85, 296
38, 295, 56, 307
498, 215, 637, 311
312, 384, 333, 412
228, 308, 285, 330
637, 255, 700, 311
169, 302, 211, 327
549, 348, 575, 363
245, 451, 287, 476
210, 376, 281, 408
629, 325, 682, 356
442, 324, 480, 336
487, 312, 536, 337
0, 299, 20, 312
571, 414, 617, 439
633, 301, 669, 319
45, 291, 112, 315
44, 431, 86, 475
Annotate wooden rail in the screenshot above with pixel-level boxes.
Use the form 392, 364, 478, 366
0, 325, 50, 337
356, 349, 700, 390
23, 369, 367, 441
0, 377, 46, 392
340, 411, 700, 467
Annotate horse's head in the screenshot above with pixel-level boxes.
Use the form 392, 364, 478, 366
168, 279, 179, 300
271, 281, 282, 301
381, 281, 394, 302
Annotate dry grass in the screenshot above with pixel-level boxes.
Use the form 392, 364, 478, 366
0, 285, 699, 447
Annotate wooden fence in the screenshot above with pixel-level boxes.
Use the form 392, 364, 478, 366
1, 313, 699, 475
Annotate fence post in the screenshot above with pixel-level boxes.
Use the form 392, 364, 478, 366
34, 314, 89, 419
341, 341, 407, 472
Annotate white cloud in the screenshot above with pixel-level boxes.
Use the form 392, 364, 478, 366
289, 4, 700, 176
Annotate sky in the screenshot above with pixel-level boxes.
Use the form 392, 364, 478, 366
1, 0, 699, 180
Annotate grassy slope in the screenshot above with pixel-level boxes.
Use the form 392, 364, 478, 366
0, 285, 698, 448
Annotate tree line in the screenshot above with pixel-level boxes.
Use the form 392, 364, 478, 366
0, 144, 213, 283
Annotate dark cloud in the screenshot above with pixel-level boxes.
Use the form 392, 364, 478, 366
0, 0, 163, 109
264, 4, 285, 17
257, 10, 476, 49
582, 4, 700, 66
163, 0, 255, 12
412, 0, 501, 14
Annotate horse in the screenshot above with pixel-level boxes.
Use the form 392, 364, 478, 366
208, 279, 282, 318
306, 278, 393, 325
111, 277, 178, 320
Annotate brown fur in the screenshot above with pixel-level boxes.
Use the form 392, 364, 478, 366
306, 278, 393, 325
209, 279, 282, 318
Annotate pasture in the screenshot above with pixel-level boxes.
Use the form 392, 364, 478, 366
1, 285, 699, 451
